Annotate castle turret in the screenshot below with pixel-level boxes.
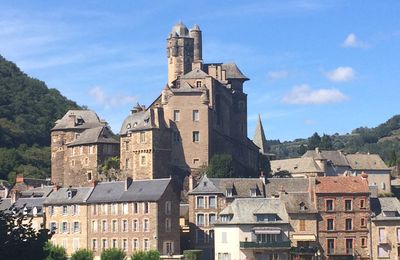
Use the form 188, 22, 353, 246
167, 22, 194, 85
189, 24, 202, 65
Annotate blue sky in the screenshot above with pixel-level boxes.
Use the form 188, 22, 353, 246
1, 0, 399, 141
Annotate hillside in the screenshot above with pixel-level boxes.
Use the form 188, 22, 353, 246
269, 115, 400, 166
0, 55, 81, 181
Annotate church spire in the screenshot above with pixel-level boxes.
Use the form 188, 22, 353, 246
253, 114, 269, 154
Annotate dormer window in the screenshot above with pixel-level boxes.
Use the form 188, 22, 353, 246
23, 207, 28, 215
32, 207, 38, 216
126, 123, 131, 129
226, 188, 233, 197
250, 188, 257, 197
220, 214, 232, 222
299, 202, 306, 211
196, 81, 202, 88
67, 190, 73, 199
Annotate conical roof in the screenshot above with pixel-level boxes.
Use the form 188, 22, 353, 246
253, 114, 268, 154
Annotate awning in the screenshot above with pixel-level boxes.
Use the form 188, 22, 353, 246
292, 234, 316, 241
253, 228, 281, 235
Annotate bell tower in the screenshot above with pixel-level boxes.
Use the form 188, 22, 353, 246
167, 22, 194, 86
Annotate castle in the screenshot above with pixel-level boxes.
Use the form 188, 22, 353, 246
51, 22, 265, 187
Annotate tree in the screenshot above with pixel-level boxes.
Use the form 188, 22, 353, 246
320, 134, 333, 150
273, 170, 292, 178
44, 242, 68, 260
297, 144, 307, 156
308, 132, 321, 150
100, 248, 126, 260
71, 249, 94, 260
0, 208, 53, 260
183, 250, 203, 260
99, 156, 120, 180
131, 250, 160, 260
207, 154, 234, 178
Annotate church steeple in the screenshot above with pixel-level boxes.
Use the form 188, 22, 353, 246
253, 114, 269, 154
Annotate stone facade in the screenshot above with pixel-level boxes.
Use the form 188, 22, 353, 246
51, 110, 119, 187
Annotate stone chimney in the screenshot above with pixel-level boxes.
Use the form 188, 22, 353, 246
11, 190, 19, 203
125, 177, 133, 191
92, 180, 98, 187
16, 174, 24, 184
259, 171, 266, 184
52, 184, 60, 192
308, 177, 317, 204
188, 175, 194, 192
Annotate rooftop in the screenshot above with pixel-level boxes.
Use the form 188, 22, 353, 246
315, 176, 369, 194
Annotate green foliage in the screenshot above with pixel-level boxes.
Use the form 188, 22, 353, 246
44, 242, 68, 260
71, 249, 94, 260
131, 250, 160, 260
207, 154, 234, 178
0, 208, 53, 260
307, 132, 321, 150
183, 250, 203, 260
320, 134, 333, 150
0, 55, 80, 180
99, 156, 121, 180
100, 248, 126, 260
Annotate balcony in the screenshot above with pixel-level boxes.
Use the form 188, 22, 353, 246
240, 241, 291, 249
290, 247, 319, 255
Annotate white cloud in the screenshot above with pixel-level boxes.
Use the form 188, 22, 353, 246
342, 33, 367, 48
282, 84, 348, 105
89, 86, 137, 109
267, 70, 289, 80
325, 66, 355, 82
304, 119, 316, 125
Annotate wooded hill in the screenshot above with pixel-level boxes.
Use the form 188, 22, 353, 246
0, 55, 80, 181
269, 115, 400, 166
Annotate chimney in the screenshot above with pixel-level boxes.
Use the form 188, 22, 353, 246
11, 190, 19, 203
92, 180, 98, 187
16, 174, 24, 183
52, 184, 60, 192
308, 177, 317, 204
125, 177, 133, 191
315, 147, 320, 154
259, 171, 266, 184
360, 171, 368, 182
189, 175, 194, 192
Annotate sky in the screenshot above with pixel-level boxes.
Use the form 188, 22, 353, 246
0, 0, 399, 141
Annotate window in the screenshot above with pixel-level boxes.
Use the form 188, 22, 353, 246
48, 206, 54, 216
73, 221, 80, 233
326, 200, 334, 211
345, 219, 353, 231
123, 203, 128, 214
125, 141, 129, 151
73, 238, 80, 251
193, 110, 199, 121
61, 222, 68, 233
143, 219, 149, 232
62, 205, 68, 215
299, 219, 306, 231
165, 218, 171, 232
133, 239, 139, 251
378, 245, 390, 258
361, 237, 367, 248
346, 239, 353, 254
382, 182, 386, 190
122, 239, 128, 251
102, 239, 108, 250
71, 159, 75, 167
112, 239, 117, 248
84, 157, 89, 165
133, 219, 139, 232
226, 188, 233, 197
196, 196, 204, 209
112, 220, 117, 232
164, 241, 174, 255
345, 200, 352, 211
92, 220, 98, 232
192, 131, 200, 142
143, 202, 149, 213
92, 204, 98, 215
140, 132, 146, 143
218, 253, 231, 260
250, 188, 257, 197
193, 158, 200, 165
209, 214, 216, 226
50, 222, 57, 233
111, 204, 118, 215
196, 81, 202, 88
173, 110, 180, 122
220, 214, 231, 222
89, 145, 95, 154
197, 214, 204, 227
209, 196, 216, 208
92, 239, 97, 251
361, 218, 366, 227
327, 219, 334, 231
87, 171, 92, 181
165, 201, 171, 215
397, 228, 400, 243
102, 220, 108, 232
72, 205, 79, 215
133, 203, 139, 214
102, 204, 108, 215
327, 239, 335, 254
140, 155, 146, 166
144, 239, 149, 251
122, 220, 128, 232
379, 228, 386, 243
360, 199, 366, 209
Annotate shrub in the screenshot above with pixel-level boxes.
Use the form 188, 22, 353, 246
101, 248, 126, 260
71, 249, 94, 260
131, 250, 160, 260
44, 242, 68, 260
183, 250, 202, 260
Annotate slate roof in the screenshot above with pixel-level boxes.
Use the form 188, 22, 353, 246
13, 197, 46, 216
0, 198, 12, 211
315, 176, 369, 194
44, 187, 93, 205
302, 150, 350, 167
346, 154, 390, 171
253, 114, 268, 154
270, 157, 323, 175
281, 192, 317, 214
87, 178, 172, 203
120, 109, 155, 135
189, 175, 265, 198
265, 178, 310, 197
221, 63, 249, 80
67, 126, 118, 147
371, 197, 400, 221
181, 68, 209, 79
19, 186, 53, 198
217, 198, 288, 224
52, 110, 104, 130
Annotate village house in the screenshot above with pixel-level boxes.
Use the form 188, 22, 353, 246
86, 178, 180, 257
188, 174, 265, 259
